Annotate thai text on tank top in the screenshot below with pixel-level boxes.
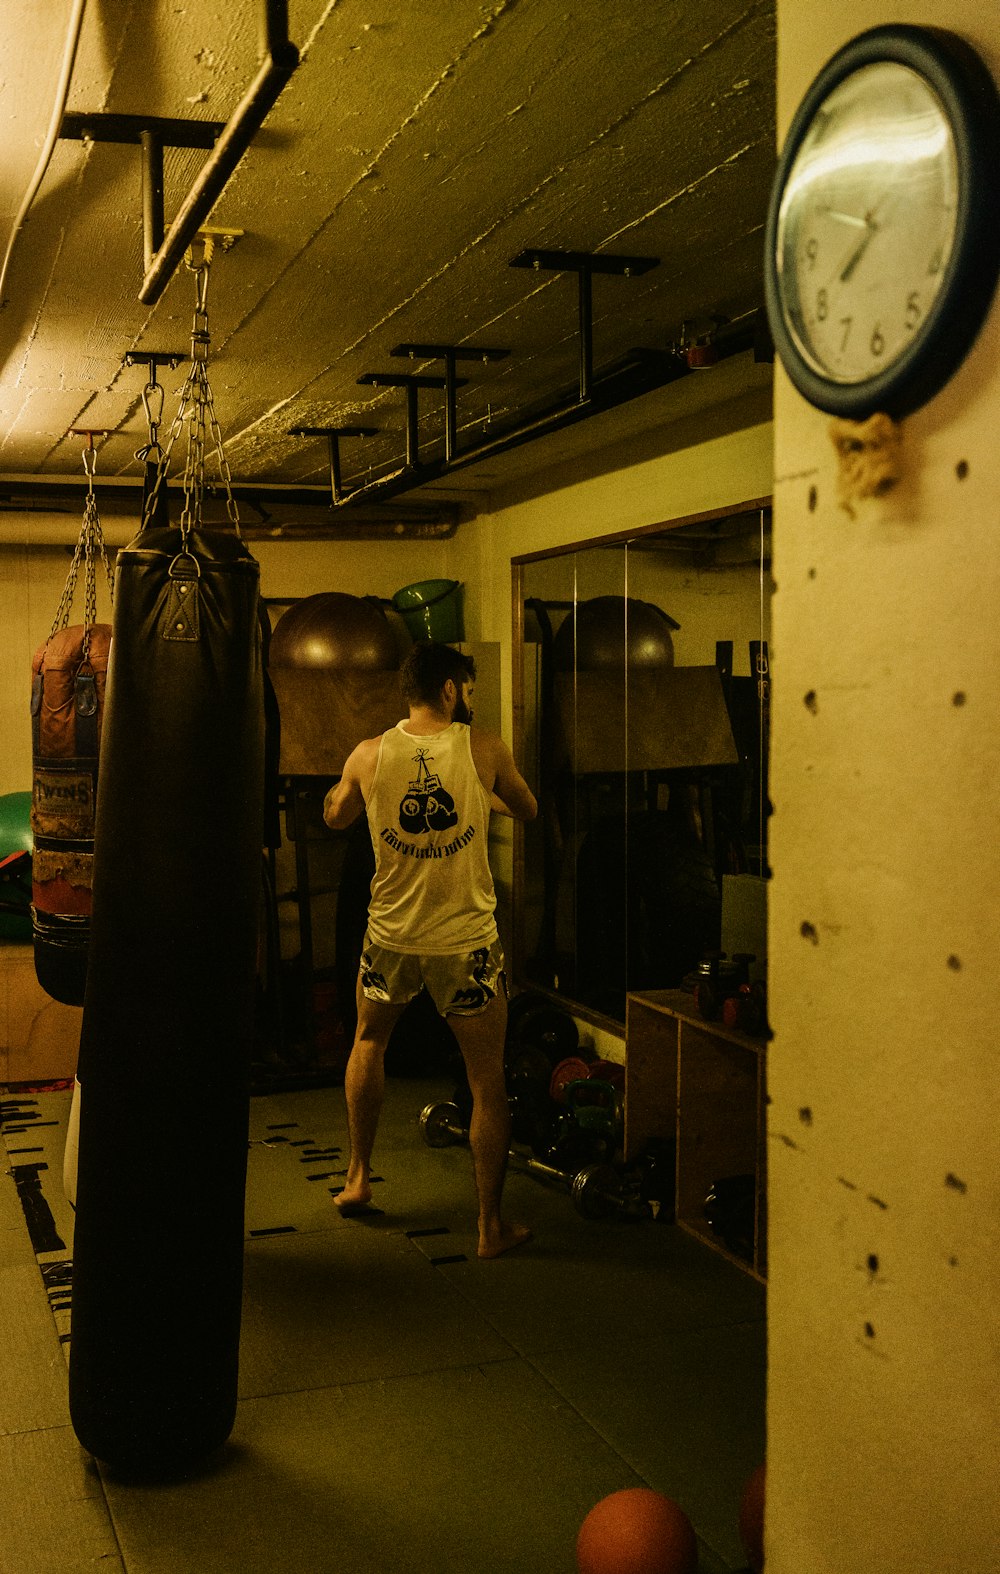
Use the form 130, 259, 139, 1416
365, 721, 497, 954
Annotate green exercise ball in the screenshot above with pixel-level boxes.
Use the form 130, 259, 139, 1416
0, 791, 33, 941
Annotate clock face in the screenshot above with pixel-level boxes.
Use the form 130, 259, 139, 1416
775, 61, 959, 386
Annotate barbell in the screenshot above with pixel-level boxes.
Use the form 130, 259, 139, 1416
418, 1101, 646, 1221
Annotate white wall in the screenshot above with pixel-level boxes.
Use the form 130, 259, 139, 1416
767, 4, 1000, 1571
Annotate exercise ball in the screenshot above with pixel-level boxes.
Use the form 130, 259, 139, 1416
576, 1487, 698, 1574
0, 791, 33, 940
553, 597, 676, 672
269, 592, 398, 670
739, 1463, 766, 1573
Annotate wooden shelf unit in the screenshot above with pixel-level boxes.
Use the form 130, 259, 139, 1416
625, 988, 767, 1281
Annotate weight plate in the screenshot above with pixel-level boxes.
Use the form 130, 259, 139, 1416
549, 1057, 592, 1104
505, 1043, 551, 1090
588, 1058, 625, 1090
508, 994, 579, 1064
572, 1162, 623, 1220
418, 1101, 462, 1148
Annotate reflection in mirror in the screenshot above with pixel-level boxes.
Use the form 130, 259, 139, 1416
516, 504, 771, 1024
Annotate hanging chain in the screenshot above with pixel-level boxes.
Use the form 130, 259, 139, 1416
134, 378, 165, 464
49, 438, 116, 659
141, 238, 242, 545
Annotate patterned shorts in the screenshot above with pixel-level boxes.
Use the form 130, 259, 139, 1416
359, 934, 506, 1017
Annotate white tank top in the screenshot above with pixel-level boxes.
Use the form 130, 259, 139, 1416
365, 721, 497, 954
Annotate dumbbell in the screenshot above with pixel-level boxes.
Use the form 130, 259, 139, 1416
418, 1102, 647, 1221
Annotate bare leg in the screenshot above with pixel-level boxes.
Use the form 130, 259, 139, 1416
447, 993, 531, 1259
336, 977, 405, 1214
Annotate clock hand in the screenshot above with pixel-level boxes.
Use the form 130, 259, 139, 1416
825, 208, 868, 229
839, 216, 879, 283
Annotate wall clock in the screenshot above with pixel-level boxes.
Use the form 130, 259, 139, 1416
764, 25, 1000, 418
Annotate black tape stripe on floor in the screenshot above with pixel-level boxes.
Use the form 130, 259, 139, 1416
11, 1164, 65, 1255
7, 1147, 44, 1155
305, 1172, 338, 1181
429, 1254, 468, 1266
248, 1225, 298, 1237
406, 1227, 451, 1239
266, 1123, 299, 1130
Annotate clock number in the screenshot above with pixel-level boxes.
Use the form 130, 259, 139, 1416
839, 318, 853, 351
805, 237, 819, 269
870, 324, 885, 358
905, 291, 921, 330
816, 288, 828, 321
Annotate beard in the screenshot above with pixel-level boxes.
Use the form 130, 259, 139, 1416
453, 694, 473, 725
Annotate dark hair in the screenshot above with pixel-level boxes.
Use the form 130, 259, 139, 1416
400, 641, 476, 707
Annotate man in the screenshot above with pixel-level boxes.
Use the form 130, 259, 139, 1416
323, 640, 538, 1259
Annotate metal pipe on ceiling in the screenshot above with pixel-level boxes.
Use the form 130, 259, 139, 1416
138, 4, 299, 306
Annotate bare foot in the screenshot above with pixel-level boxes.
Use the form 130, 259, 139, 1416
478, 1221, 532, 1260
333, 1180, 374, 1216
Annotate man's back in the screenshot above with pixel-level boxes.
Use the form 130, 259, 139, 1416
364, 721, 497, 955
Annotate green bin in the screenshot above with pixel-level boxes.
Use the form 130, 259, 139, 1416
391, 579, 464, 642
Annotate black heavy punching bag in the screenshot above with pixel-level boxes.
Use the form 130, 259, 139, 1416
68, 504, 264, 1471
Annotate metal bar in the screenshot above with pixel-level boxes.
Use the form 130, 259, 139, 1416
328, 435, 344, 504
60, 111, 224, 149
578, 266, 593, 403
357, 373, 448, 390
390, 343, 509, 362
122, 350, 186, 371
509, 247, 658, 277
140, 130, 164, 273
260, 0, 290, 57
405, 384, 419, 469
288, 425, 378, 505
443, 351, 458, 463
139, 31, 299, 306
390, 344, 507, 463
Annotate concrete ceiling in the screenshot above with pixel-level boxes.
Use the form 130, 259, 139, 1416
0, 0, 776, 522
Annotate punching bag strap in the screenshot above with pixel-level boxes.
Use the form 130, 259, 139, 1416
162, 552, 201, 642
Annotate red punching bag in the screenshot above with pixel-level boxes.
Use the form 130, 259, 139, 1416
30, 449, 115, 1005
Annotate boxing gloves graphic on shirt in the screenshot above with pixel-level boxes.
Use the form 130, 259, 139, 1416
399, 778, 458, 834
399, 748, 459, 835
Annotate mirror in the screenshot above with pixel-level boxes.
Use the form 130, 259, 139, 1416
514, 501, 771, 1025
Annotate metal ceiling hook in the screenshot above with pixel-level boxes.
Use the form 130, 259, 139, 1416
70, 427, 109, 489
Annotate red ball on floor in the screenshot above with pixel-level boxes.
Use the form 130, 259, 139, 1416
738, 1463, 766, 1572
576, 1487, 698, 1574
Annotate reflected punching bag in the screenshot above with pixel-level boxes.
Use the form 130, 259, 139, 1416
69, 259, 265, 1474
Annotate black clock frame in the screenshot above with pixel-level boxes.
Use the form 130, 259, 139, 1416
764, 25, 1000, 419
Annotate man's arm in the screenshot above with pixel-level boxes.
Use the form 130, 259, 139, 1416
323, 739, 375, 830
473, 732, 537, 822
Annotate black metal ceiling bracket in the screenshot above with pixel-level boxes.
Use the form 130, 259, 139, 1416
356, 372, 463, 473
390, 343, 509, 463
288, 425, 379, 505
60, 112, 226, 273
509, 248, 658, 403
139, 3, 299, 306
57, 4, 300, 306
122, 350, 187, 373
